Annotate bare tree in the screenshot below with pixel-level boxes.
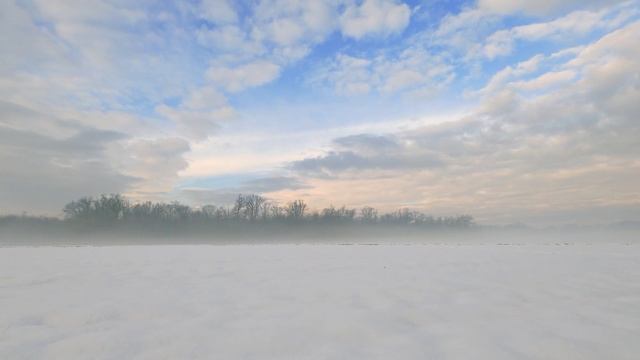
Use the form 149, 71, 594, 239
321, 205, 355, 222
360, 206, 378, 223
243, 194, 267, 221
260, 201, 272, 221
286, 200, 307, 219
232, 195, 245, 220
270, 204, 285, 219
63, 197, 94, 221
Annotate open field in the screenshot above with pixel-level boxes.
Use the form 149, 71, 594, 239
1, 243, 639, 359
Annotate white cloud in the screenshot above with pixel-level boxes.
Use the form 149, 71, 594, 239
160, 106, 235, 139
568, 20, 640, 67
268, 18, 306, 46
183, 86, 228, 110
116, 137, 191, 199
430, 8, 500, 60
340, 0, 411, 39
480, 19, 640, 96
0, 1, 67, 75
478, 54, 545, 94
478, 0, 629, 16
513, 70, 576, 91
314, 48, 453, 96
315, 54, 373, 95
426, 0, 637, 67
192, 0, 411, 69
195, 25, 265, 59
156, 86, 235, 140
382, 69, 424, 93
482, 30, 513, 59
199, 0, 237, 24
207, 61, 281, 93
231, 0, 404, 66
243, 0, 340, 63
482, 4, 637, 59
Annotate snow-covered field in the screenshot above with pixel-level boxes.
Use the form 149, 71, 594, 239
1, 244, 639, 359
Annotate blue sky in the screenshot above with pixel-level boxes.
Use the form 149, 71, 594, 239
2, 0, 640, 225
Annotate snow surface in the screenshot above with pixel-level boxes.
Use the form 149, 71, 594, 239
1, 244, 639, 359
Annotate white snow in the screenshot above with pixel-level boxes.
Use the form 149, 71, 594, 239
1, 244, 639, 359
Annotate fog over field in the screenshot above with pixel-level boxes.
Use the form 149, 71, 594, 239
2, 0, 640, 358
2, 193, 638, 246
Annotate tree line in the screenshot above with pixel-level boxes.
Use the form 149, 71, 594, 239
0, 193, 475, 242
60, 193, 474, 228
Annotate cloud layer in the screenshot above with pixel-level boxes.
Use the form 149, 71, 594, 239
1, 0, 639, 225
286, 20, 640, 224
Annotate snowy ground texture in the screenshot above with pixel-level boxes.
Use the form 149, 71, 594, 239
1, 244, 639, 359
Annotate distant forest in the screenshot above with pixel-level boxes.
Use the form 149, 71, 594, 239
0, 194, 475, 242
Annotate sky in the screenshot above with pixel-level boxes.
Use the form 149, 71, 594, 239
1, 0, 639, 225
